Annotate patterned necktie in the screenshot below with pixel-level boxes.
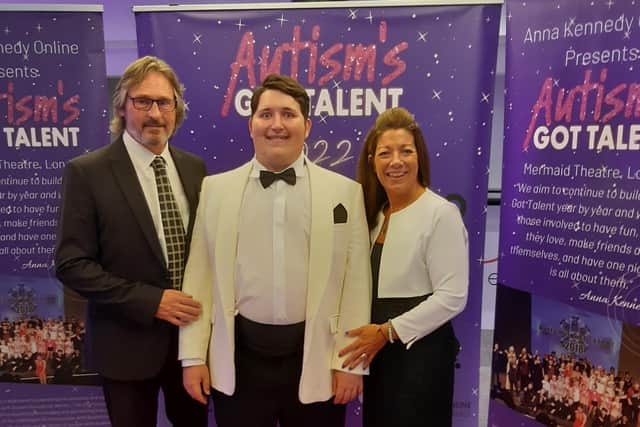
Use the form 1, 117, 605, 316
259, 167, 296, 188
151, 156, 186, 290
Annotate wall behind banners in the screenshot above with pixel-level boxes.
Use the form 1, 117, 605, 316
491, 0, 640, 426
0, 5, 111, 425
135, 2, 500, 426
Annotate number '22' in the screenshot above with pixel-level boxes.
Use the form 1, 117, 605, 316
303, 139, 354, 168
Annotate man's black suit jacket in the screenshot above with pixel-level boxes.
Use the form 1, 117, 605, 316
55, 137, 206, 381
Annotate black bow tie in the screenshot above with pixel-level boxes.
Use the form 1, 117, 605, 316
259, 168, 296, 188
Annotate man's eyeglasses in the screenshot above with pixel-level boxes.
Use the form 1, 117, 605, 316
128, 96, 177, 112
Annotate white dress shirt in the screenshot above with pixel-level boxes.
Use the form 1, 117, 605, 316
235, 154, 310, 324
122, 131, 190, 264
372, 189, 469, 348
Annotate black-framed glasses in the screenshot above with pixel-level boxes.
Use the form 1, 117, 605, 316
128, 96, 177, 112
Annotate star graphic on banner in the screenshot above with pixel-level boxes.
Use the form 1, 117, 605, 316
348, 9, 358, 20
507, 12, 513, 20
276, 13, 288, 27
193, 33, 202, 44
331, 80, 342, 89
23, 53, 29, 61
572, 282, 580, 289
3, 27, 10, 35
485, 16, 491, 23
318, 114, 328, 124
36, 24, 43, 32
235, 19, 246, 31
606, 0, 614, 9
553, 78, 560, 87
568, 17, 576, 26
432, 90, 442, 100
472, 388, 478, 396
365, 11, 374, 24
481, 92, 490, 103
624, 30, 631, 39
417, 31, 428, 42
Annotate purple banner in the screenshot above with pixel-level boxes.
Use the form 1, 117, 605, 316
495, 0, 640, 425
499, 0, 640, 322
0, 5, 110, 424
135, 3, 500, 426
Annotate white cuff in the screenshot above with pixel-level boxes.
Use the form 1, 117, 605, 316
181, 358, 205, 367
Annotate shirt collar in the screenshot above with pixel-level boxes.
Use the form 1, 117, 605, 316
122, 130, 171, 167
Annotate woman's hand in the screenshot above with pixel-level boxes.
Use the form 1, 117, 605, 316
338, 323, 389, 370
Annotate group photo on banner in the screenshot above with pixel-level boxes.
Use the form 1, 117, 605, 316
134, 1, 499, 426
0, 4, 111, 426
491, 0, 640, 426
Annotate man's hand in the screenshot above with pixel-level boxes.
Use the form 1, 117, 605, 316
155, 289, 202, 326
332, 370, 362, 404
183, 365, 210, 405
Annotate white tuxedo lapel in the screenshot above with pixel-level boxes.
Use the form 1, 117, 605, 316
305, 161, 333, 319
215, 162, 252, 315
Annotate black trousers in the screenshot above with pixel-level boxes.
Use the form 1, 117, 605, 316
212, 315, 345, 427
363, 321, 458, 427
102, 331, 208, 427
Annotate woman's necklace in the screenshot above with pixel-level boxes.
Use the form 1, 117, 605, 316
376, 211, 391, 243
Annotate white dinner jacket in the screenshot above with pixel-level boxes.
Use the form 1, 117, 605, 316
179, 158, 371, 403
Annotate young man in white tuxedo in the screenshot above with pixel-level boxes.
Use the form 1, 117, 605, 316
179, 74, 371, 427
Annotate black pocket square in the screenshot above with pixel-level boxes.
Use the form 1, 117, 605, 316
333, 203, 348, 224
